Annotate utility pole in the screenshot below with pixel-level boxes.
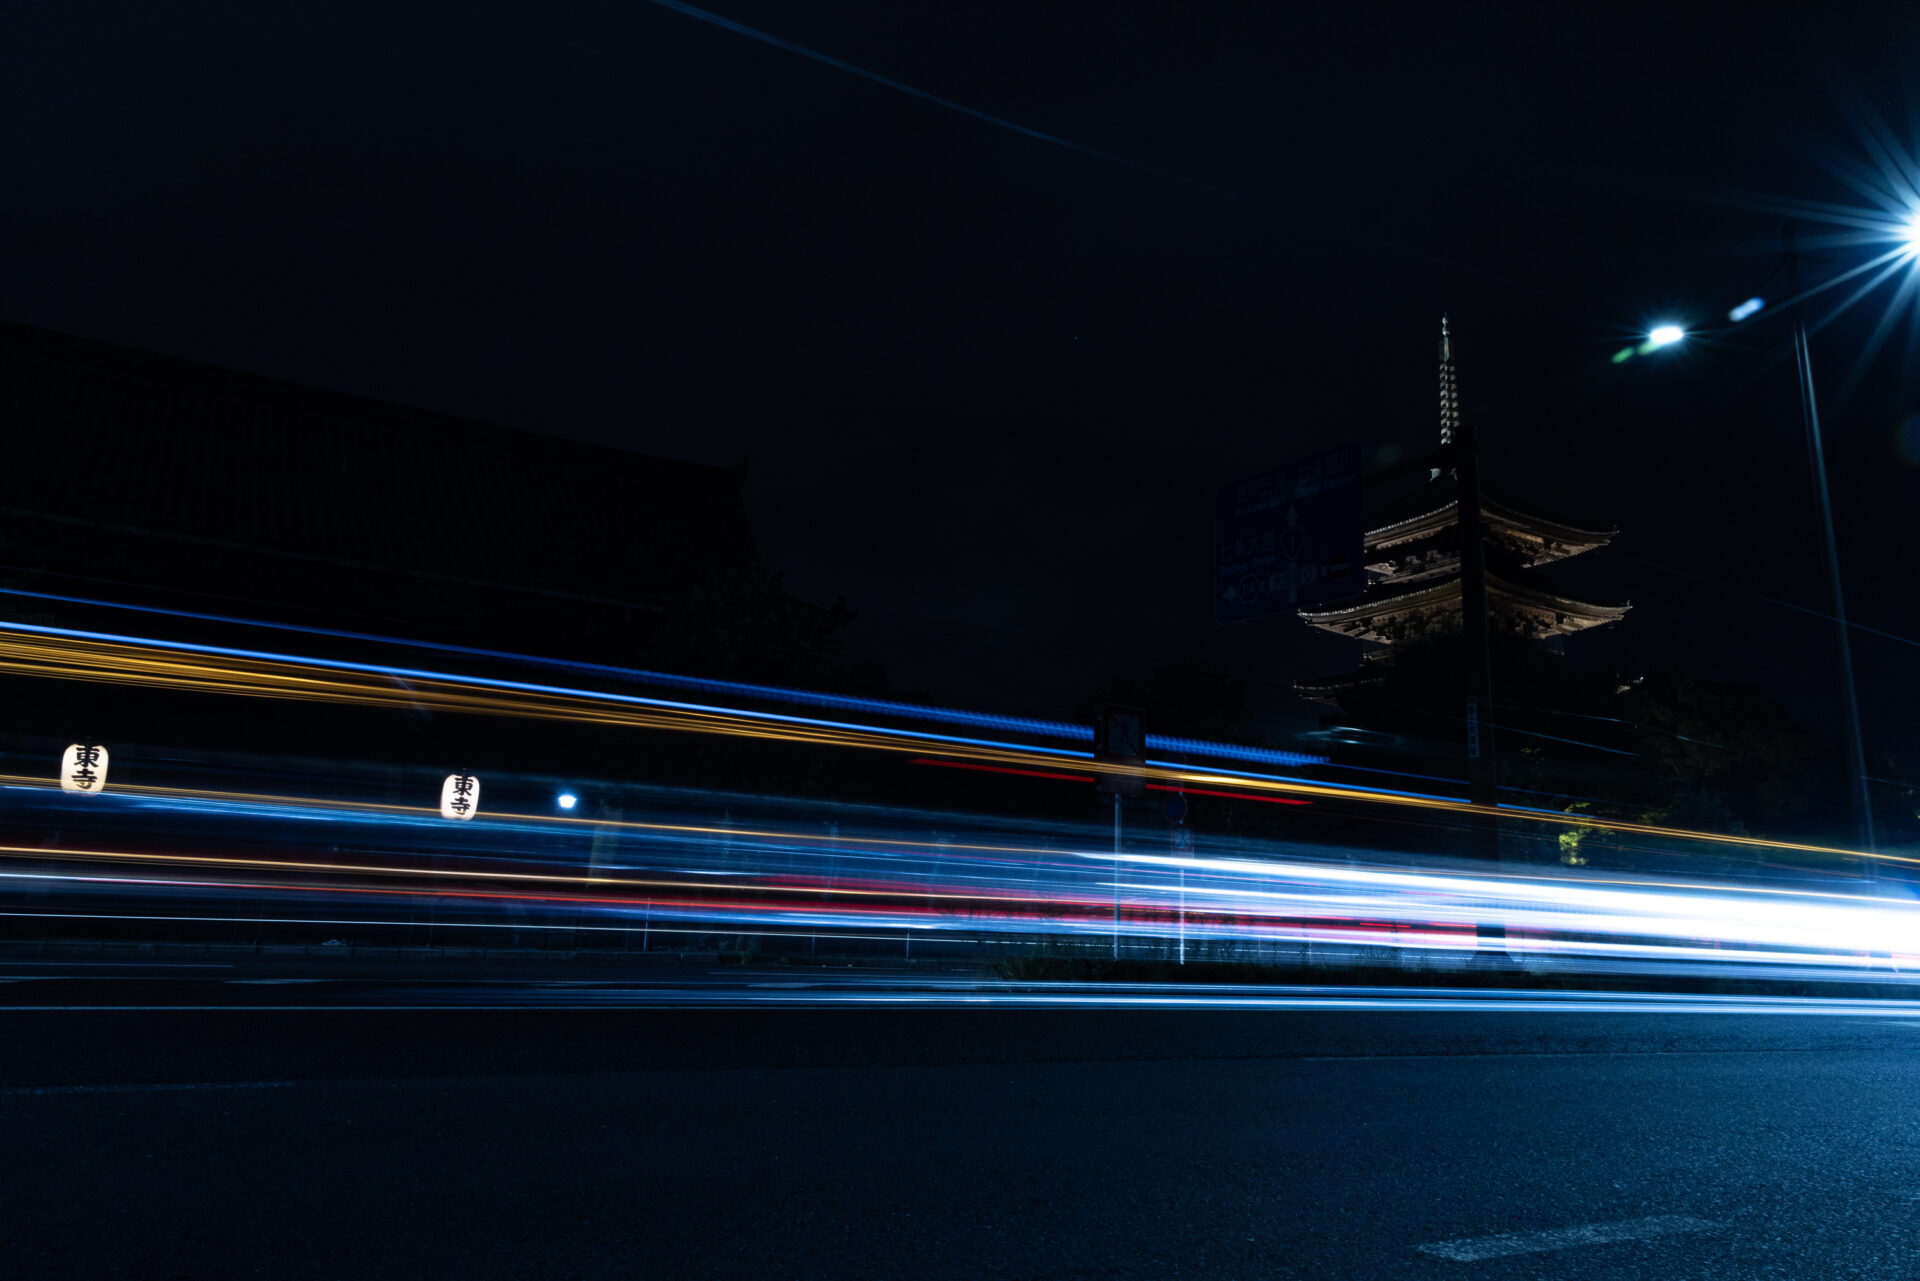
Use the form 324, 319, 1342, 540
1093, 703, 1147, 960
1442, 318, 1500, 859
1784, 225, 1878, 859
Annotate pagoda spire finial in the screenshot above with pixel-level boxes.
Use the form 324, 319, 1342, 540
1438, 314, 1460, 448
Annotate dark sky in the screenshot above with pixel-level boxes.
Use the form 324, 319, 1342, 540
8, 3, 1920, 754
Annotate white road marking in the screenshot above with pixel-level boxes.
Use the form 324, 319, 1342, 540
0, 1080, 295, 1097
1416, 1215, 1717, 1261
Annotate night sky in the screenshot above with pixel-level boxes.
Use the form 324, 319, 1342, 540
8, 4, 1920, 755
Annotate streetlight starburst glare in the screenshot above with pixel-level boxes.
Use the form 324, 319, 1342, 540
1698, 91, 1920, 392
1649, 324, 1685, 346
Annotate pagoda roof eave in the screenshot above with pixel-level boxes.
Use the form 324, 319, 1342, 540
1494, 576, 1632, 622
1362, 472, 1616, 555
1482, 494, 1619, 547
1298, 573, 1630, 626
1292, 672, 1386, 705
1365, 497, 1617, 548
1299, 577, 1459, 623
1292, 672, 1387, 693
1363, 499, 1458, 546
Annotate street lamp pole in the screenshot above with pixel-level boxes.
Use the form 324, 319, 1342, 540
1784, 224, 1878, 857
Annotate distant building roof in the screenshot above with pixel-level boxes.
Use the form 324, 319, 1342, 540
0, 321, 757, 637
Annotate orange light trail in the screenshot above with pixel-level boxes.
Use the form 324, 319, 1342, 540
0, 625, 1906, 872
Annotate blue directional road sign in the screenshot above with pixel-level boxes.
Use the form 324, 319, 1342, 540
1094, 703, 1147, 796
1215, 442, 1363, 623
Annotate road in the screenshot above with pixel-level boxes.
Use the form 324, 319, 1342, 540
6, 968, 1920, 1278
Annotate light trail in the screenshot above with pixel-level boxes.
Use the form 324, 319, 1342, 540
8, 978, 1920, 1012
8, 778, 1920, 978
2, 617, 1910, 987
0, 584, 1324, 768
0, 774, 1890, 906
0, 622, 1903, 870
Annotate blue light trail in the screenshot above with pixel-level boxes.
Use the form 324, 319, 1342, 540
0, 586, 1324, 769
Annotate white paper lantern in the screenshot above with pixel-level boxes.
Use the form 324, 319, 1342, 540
61, 743, 110, 794
440, 773, 480, 820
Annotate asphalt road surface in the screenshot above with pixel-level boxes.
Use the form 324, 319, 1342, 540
6, 966, 1920, 1279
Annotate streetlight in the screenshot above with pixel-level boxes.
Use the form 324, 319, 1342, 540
1689, 122, 1920, 859
1611, 324, 1689, 363
1631, 240, 1891, 855
557, 792, 578, 811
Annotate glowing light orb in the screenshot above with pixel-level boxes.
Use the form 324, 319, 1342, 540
1647, 324, 1685, 347
1728, 297, 1764, 322
557, 792, 578, 810
1903, 211, 1920, 257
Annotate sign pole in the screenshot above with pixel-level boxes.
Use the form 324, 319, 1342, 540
1093, 703, 1145, 961
1164, 796, 1192, 966
1112, 791, 1121, 960
1178, 861, 1185, 966
1173, 823, 1193, 965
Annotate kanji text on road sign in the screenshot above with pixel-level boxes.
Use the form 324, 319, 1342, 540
1215, 442, 1363, 622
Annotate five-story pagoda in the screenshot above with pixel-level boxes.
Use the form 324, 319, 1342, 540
1295, 320, 1628, 704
